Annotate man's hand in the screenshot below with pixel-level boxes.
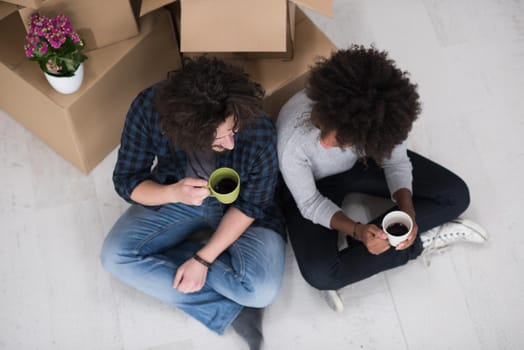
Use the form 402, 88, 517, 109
355, 223, 390, 255
170, 178, 210, 205
173, 257, 209, 293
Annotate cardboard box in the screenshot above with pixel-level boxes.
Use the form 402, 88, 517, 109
181, 0, 287, 52
179, 0, 332, 53
16, 0, 140, 51
182, 7, 336, 119
0, 9, 182, 173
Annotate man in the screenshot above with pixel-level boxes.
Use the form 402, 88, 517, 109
101, 56, 286, 350
276, 46, 487, 312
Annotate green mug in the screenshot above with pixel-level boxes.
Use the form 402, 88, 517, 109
208, 167, 240, 204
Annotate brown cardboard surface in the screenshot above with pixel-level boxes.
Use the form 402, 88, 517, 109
288, 1, 297, 42
181, 0, 288, 52
164, 1, 181, 42
0, 1, 17, 20
0, 11, 26, 70
240, 1, 295, 60
0, 9, 182, 173
140, 0, 176, 16
18, 0, 139, 51
1, 0, 42, 9
178, 0, 330, 56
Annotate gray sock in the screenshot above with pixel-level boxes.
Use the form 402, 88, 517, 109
230, 307, 263, 350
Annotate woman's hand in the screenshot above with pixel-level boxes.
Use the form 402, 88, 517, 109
355, 223, 391, 255
394, 215, 418, 250
393, 188, 418, 250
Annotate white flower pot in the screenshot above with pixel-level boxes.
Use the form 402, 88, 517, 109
44, 63, 84, 95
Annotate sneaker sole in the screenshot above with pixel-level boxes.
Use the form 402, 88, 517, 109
322, 290, 344, 313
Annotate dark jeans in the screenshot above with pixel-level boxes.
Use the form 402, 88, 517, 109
281, 151, 470, 290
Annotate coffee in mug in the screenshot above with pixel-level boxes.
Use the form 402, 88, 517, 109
386, 222, 409, 236
213, 178, 238, 194
208, 167, 240, 204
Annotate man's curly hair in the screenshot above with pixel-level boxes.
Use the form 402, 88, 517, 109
306, 45, 421, 164
155, 56, 265, 151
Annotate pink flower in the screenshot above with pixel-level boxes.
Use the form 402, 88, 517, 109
37, 41, 49, 55
48, 33, 66, 49
69, 32, 81, 44
25, 33, 39, 45
25, 13, 87, 75
24, 43, 34, 58
46, 59, 62, 74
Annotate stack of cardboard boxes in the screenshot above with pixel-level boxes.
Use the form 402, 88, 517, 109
0, 0, 336, 173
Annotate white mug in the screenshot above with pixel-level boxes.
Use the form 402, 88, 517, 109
382, 211, 413, 247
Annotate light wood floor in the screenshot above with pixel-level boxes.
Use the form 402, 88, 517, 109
1, 0, 523, 349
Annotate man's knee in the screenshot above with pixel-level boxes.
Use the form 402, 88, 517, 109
238, 260, 284, 307
243, 279, 282, 308
237, 228, 285, 307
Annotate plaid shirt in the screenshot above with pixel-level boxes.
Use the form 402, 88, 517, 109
113, 85, 285, 238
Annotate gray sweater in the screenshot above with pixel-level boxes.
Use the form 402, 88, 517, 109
276, 91, 413, 228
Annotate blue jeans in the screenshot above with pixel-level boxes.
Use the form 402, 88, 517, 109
100, 197, 286, 334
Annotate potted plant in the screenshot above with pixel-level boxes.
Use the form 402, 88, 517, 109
24, 13, 88, 94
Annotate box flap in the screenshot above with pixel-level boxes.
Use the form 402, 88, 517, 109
0, 1, 18, 20
139, 0, 176, 16
1, 0, 42, 9
0, 10, 27, 70
293, 0, 333, 17
181, 0, 288, 52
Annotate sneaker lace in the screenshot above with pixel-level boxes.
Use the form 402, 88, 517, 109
420, 228, 452, 266
420, 219, 486, 266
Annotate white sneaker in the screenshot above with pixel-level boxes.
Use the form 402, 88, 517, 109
420, 218, 488, 265
321, 290, 344, 313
